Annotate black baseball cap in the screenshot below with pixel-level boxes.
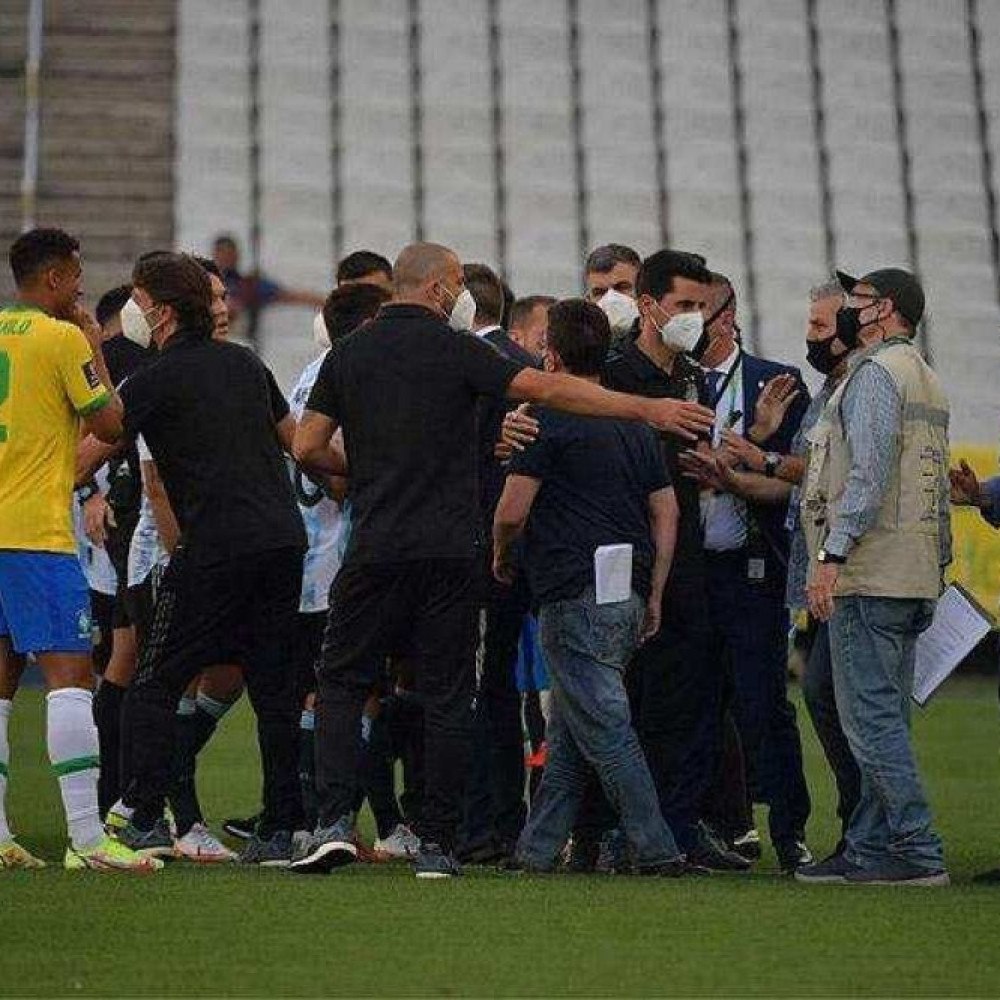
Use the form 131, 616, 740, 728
835, 267, 925, 327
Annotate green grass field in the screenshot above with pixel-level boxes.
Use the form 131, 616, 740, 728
3, 678, 1000, 997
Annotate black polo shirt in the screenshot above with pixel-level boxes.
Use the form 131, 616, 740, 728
602, 340, 708, 572
120, 334, 306, 564
510, 407, 670, 604
306, 304, 526, 565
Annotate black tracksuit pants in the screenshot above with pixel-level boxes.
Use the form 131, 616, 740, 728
315, 557, 479, 851
122, 545, 305, 836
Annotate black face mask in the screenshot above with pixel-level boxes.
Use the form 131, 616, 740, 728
806, 335, 843, 375
690, 291, 734, 362
835, 306, 863, 350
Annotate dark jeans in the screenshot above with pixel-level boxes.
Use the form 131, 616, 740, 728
122, 546, 305, 836
705, 551, 810, 848
315, 557, 478, 851
518, 588, 680, 870
801, 620, 861, 845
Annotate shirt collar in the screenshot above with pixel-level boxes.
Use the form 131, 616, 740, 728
475, 324, 502, 339
706, 345, 740, 375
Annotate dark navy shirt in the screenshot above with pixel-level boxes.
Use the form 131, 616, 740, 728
509, 406, 670, 604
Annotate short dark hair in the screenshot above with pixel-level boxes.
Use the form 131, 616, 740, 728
636, 249, 713, 301
463, 263, 505, 326
192, 255, 222, 280
510, 294, 556, 330
336, 250, 392, 284
95, 284, 132, 328
9, 227, 80, 287
212, 234, 238, 251
584, 243, 642, 276
322, 282, 391, 341
546, 298, 611, 377
132, 252, 214, 339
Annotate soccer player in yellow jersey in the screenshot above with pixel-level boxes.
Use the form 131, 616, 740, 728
0, 228, 158, 873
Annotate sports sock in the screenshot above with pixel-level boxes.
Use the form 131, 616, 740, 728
92, 678, 126, 817
47, 688, 103, 851
298, 708, 318, 831
169, 692, 237, 837
0, 699, 12, 842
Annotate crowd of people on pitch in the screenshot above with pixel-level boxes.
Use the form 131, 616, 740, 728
0, 225, 990, 884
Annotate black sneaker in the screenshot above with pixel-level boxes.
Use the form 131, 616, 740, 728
564, 836, 600, 874
289, 816, 357, 874
117, 817, 176, 859
794, 852, 863, 884
240, 829, 294, 868
688, 822, 753, 873
637, 857, 712, 878
222, 814, 260, 841
776, 839, 814, 874
414, 842, 461, 879
844, 859, 950, 887
730, 827, 763, 861
973, 867, 1000, 884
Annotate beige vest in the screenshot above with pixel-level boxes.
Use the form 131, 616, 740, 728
802, 338, 950, 599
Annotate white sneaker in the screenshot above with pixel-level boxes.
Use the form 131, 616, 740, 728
174, 823, 237, 864
374, 824, 421, 860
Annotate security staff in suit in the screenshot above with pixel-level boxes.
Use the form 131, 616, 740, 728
460, 263, 538, 863
681, 273, 813, 872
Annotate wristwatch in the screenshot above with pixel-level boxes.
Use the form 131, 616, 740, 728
817, 548, 846, 565
763, 452, 781, 478
75, 480, 100, 504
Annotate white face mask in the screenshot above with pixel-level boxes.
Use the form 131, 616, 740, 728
657, 309, 704, 353
446, 287, 477, 332
598, 288, 639, 333
120, 297, 154, 348
312, 311, 331, 349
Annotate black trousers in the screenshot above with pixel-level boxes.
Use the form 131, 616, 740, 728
704, 550, 811, 848
122, 545, 305, 835
315, 557, 478, 851
801, 620, 861, 846
629, 569, 724, 852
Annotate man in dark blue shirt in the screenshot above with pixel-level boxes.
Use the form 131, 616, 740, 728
493, 299, 689, 875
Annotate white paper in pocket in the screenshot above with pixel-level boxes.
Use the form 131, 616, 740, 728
594, 544, 633, 605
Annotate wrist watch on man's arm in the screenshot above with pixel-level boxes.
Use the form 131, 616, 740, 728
817, 548, 847, 565
763, 452, 781, 478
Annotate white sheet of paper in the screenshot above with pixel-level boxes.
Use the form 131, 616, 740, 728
913, 584, 993, 707
594, 544, 633, 605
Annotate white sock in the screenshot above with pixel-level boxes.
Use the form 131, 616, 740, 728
47, 688, 103, 851
0, 699, 12, 843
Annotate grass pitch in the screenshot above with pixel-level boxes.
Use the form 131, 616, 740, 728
2, 678, 1000, 997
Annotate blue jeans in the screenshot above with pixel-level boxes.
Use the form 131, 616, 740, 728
516, 588, 681, 870
830, 595, 944, 871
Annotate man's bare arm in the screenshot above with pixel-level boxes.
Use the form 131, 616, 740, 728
76, 433, 124, 487
292, 409, 347, 477
492, 474, 541, 584
142, 459, 181, 554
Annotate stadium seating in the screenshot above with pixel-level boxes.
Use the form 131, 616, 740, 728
3, 0, 1000, 440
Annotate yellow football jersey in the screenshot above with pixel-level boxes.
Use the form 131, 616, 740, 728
0, 303, 110, 553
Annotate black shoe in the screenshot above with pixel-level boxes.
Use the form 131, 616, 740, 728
414, 842, 462, 879
564, 836, 600, 874
776, 839, 814, 874
638, 857, 712, 878
730, 827, 763, 861
688, 822, 753, 873
223, 814, 260, 841
289, 816, 357, 874
973, 867, 1000, 884
496, 856, 555, 876
239, 829, 295, 867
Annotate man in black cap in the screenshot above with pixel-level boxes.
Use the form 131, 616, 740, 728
796, 267, 953, 887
